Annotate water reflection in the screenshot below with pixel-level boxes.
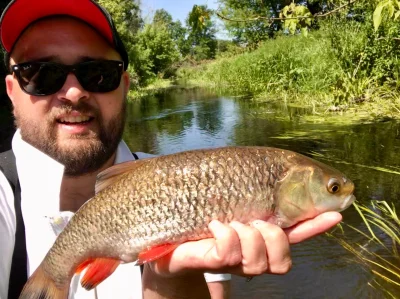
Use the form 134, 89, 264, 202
125, 89, 239, 153
124, 88, 400, 298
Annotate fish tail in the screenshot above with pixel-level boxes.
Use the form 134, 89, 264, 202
19, 264, 69, 299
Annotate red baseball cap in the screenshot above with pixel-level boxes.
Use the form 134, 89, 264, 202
0, 0, 129, 69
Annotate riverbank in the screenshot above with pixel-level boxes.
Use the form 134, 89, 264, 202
154, 30, 399, 121
130, 78, 400, 123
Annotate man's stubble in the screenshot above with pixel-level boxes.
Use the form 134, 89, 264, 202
14, 99, 126, 176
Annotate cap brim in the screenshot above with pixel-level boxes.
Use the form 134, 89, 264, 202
0, 0, 114, 53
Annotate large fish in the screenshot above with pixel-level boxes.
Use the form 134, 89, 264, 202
20, 146, 355, 298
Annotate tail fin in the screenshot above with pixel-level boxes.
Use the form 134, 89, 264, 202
19, 265, 69, 299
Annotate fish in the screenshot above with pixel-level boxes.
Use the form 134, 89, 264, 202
19, 146, 356, 298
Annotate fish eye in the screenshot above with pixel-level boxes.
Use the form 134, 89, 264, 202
327, 178, 341, 194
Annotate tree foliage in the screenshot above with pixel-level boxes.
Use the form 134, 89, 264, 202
218, 0, 277, 46
153, 8, 173, 26
373, 0, 400, 30
186, 5, 218, 60
153, 9, 189, 57
188, 4, 212, 33
96, 0, 148, 85
216, 0, 367, 44
96, 0, 142, 44
279, 3, 313, 36
136, 22, 179, 77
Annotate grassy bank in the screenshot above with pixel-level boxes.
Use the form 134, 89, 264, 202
128, 78, 176, 100
175, 30, 400, 120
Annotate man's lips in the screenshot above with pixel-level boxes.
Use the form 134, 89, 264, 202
56, 113, 94, 124
56, 114, 95, 134
58, 115, 93, 124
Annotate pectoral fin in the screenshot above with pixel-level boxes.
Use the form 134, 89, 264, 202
136, 244, 179, 265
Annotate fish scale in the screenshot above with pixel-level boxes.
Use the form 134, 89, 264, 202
19, 146, 356, 299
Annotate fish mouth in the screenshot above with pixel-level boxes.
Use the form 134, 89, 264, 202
339, 194, 356, 211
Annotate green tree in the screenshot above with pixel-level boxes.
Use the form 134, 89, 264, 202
216, 0, 344, 45
186, 5, 218, 60
170, 20, 190, 57
153, 9, 190, 57
217, 0, 277, 46
96, 0, 142, 44
96, 0, 151, 86
136, 22, 180, 78
153, 8, 173, 27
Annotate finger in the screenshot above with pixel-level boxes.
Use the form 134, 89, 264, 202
229, 221, 268, 275
151, 220, 242, 276
206, 220, 242, 268
285, 212, 342, 244
150, 238, 216, 276
251, 220, 292, 275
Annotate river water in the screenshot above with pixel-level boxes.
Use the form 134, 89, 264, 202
124, 88, 400, 299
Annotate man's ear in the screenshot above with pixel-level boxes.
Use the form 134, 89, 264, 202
5, 74, 16, 105
122, 71, 130, 96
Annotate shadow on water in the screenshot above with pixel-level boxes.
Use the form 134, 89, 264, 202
124, 88, 400, 298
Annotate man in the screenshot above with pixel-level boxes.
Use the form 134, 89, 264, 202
0, 0, 342, 298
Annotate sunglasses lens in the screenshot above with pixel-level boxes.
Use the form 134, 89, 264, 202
16, 63, 67, 95
76, 61, 122, 93
13, 60, 123, 96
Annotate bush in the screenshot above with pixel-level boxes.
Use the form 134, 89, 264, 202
326, 16, 400, 105
136, 23, 180, 82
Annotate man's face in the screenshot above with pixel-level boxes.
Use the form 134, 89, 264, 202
6, 18, 130, 176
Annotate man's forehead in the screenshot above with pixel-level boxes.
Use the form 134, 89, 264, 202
18, 16, 109, 43
10, 17, 118, 64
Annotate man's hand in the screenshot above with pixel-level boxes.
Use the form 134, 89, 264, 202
148, 211, 342, 277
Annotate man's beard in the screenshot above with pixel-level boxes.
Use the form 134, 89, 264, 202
14, 100, 126, 176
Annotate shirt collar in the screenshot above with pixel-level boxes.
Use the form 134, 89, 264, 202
115, 139, 135, 164
12, 129, 134, 215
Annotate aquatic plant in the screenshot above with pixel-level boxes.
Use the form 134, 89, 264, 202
328, 200, 400, 298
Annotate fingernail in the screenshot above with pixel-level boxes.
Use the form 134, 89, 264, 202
208, 219, 223, 230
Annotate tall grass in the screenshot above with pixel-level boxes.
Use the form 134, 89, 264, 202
178, 31, 342, 105
329, 201, 400, 298
176, 20, 400, 117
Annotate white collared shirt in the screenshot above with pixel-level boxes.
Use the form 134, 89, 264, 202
0, 130, 230, 299
0, 130, 150, 299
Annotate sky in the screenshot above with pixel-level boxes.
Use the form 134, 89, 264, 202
140, 0, 229, 39
141, 0, 219, 24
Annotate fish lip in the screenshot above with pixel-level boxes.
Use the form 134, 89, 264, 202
339, 194, 356, 211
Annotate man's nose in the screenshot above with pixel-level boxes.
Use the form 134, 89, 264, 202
57, 73, 90, 103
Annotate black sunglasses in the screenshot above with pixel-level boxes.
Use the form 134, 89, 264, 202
11, 60, 124, 96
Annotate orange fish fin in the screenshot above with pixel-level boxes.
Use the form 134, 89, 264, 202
136, 244, 179, 265
75, 258, 94, 274
19, 263, 69, 299
95, 159, 151, 194
80, 258, 121, 290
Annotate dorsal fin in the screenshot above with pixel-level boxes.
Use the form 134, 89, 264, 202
95, 159, 149, 194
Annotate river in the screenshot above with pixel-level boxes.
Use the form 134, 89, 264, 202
123, 88, 400, 299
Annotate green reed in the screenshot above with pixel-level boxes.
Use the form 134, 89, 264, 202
328, 200, 400, 298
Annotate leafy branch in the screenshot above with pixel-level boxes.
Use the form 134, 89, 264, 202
216, 0, 359, 23
216, 0, 360, 36
373, 0, 400, 31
